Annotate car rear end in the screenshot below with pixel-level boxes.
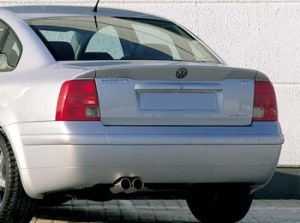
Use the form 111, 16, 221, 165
13, 61, 282, 196
1, 10, 284, 223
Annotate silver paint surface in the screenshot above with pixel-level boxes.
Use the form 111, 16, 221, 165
0, 6, 283, 199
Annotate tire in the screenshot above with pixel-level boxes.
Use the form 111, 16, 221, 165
0, 133, 36, 223
187, 188, 253, 223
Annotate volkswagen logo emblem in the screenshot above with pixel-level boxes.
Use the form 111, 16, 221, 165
176, 68, 188, 79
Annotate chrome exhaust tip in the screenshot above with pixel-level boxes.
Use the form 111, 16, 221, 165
110, 178, 131, 194
132, 178, 144, 191
110, 177, 144, 194
125, 177, 144, 193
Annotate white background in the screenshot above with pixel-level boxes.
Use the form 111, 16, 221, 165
1, 0, 299, 166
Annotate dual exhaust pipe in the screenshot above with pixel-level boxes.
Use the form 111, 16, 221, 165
110, 177, 144, 194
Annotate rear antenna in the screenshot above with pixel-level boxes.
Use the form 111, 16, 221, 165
93, 0, 100, 12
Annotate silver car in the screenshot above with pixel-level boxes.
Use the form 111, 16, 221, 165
0, 5, 284, 223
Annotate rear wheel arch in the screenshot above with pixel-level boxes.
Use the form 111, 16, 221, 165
0, 128, 36, 223
0, 126, 22, 169
0, 126, 35, 199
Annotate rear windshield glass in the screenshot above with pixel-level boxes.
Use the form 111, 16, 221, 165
27, 16, 220, 63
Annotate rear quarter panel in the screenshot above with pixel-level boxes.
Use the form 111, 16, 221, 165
0, 66, 95, 127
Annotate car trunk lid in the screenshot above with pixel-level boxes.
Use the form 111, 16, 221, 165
91, 62, 256, 126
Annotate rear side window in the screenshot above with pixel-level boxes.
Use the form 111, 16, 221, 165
0, 21, 22, 71
0, 23, 8, 45
1, 32, 22, 68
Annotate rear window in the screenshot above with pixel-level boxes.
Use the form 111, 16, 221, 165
27, 16, 219, 63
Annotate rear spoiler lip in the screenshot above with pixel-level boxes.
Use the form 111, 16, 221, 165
255, 71, 271, 82
74, 70, 96, 79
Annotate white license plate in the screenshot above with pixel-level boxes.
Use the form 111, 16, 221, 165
139, 92, 218, 111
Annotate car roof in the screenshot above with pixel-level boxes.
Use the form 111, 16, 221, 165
3, 5, 168, 21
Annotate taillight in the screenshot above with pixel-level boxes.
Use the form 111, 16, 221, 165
253, 81, 278, 121
56, 80, 100, 121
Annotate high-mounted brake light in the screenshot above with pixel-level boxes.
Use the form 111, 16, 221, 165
253, 81, 278, 122
56, 80, 100, 121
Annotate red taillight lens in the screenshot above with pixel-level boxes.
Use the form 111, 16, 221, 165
56, 80, 100, 121
253, 81, 278, 122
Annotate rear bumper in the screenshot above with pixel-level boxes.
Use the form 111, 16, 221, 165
4, 122, 284, 199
